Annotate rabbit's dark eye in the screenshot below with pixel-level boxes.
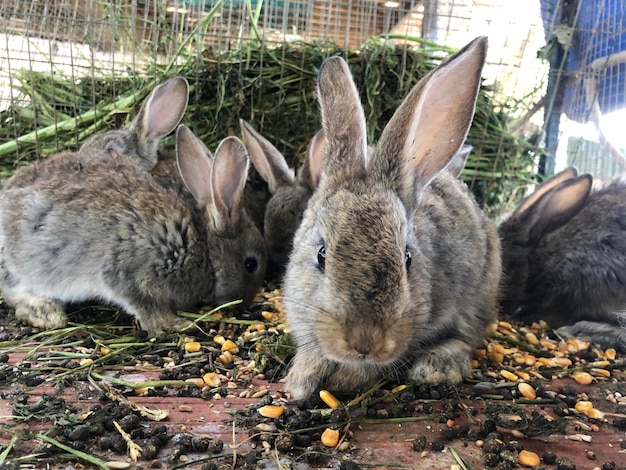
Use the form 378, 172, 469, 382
317, 245, 326, 271
244, 257, 259, 274
405, 249, 412, 271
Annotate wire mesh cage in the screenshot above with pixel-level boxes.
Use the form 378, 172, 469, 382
0, 0, 549, 212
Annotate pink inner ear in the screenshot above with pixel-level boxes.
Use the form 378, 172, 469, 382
146, 79, 188, 138
212, 138, 249, 214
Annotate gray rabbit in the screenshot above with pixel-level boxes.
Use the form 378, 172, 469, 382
0, 125, 267, 334
499, 167, 626, 351
4, 76, 189, 190
282, 37, 501, 400
240, 119, 325, 280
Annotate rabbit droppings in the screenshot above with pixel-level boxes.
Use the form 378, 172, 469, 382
499, 167, 626, 351
282, 37, 501, 400
0, 126, 267, 334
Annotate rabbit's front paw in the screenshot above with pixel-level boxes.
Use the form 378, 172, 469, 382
285, 352, 325, 400
13, 296, 67, 329
135, 311, 194, 335
409, 340, 472, 384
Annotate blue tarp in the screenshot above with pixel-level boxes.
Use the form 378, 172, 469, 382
541, 0, 626, 122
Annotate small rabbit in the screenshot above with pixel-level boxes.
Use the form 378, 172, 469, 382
240, 119, 325, 280
498, 167, 626, 351
0, 125, 267, 334
3, 76, 189, 189
282, 37, 501, 400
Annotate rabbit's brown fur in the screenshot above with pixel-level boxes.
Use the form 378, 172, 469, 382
283, 37, 501, 400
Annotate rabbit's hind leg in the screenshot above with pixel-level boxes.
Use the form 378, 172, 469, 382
8, 293, 67, 329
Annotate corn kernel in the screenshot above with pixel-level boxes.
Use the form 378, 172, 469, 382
518, 382, 536, 399
321, 428, 340, 447
552, 357, 572, 368
219, 351, 234, 364
221, 340, 239, 354
539, 339, 557, 350
498, 321, 513, 330
512, 354, 526, 365
590, 368, 611, 378
524, 332, 539, 345
203, 372, 221, 387
584, 408, 605, 420
518, 450, 540, 467
100, 346, 111, 355
515, 371, 531, 381
391, 385, 407, 394
261, 311, 274, 321
572, 371, 594, 385
319, 390, 341, 408
213, 335, 225, 345
258, 405, 284, 418
79, 358, 93, 366
184, 341, 202, 353
604, 348, 617, 360
524, 355, 537, 366
489, 353, 505, 364
501, 370, 518, 382
574, 400, 593, 412
471, 359, 479, 369
185, 378, 205, 388
474, 349, 487, 358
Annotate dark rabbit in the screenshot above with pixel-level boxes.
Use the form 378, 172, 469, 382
3, 76, 189, 190
498, 167, 626, 351
240, 119, 325, 280
282, 37, 501, 400
0, 126, 267, 334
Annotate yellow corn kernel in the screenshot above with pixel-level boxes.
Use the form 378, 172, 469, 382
474, 349, 487, 358
539, 339, 557, 350
489, 353, 505, 364
574, 400, 593, 412
321, 428, 340, 447
590, 360, 610, 368
184, 341, 202, 353
319, 390, 341, 409
255, 343, 266, 352
219, 351, 234, 365
212, 335, 226, 345
604, 348, 617, 360
258, 405, 284, 418
572, 371, 594, 385
524, 332, 539, 345
261, 311, 274, 321
498, 321, 513, 330
185, 378, 205, 388
391, 385, 407, 394
518, 450, 540, 467
79, 358, 93, 366
590, 368, 611, 378
100, 346, 111, 355
203, 372, 221, 387
524, 355, 537, 366
518, 382, 536, 400
512, 354, 526, 365
584, 408, 606, 420
501, 370, 518, 382
221, 340, 239, 354
485, 322, 498, 333
516, 371, 531, 381
552, 357, 572, 368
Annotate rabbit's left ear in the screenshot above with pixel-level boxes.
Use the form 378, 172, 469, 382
373, 37, 487, 210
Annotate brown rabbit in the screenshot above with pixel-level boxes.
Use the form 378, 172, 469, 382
282, 37, 501, 400
499, 167, 626, 351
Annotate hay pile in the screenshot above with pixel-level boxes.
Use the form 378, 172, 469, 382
0, 39, 543, 212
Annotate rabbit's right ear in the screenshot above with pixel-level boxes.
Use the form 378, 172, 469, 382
240, 119, 295, 194
512, 167, 578, 218
520, 174, 592, 243
210, 136, 250, 233
298, 129, 326, 190
446, 144, 472, 178
373, 37, 487, 210
176, 125, 213, 203
130, 76, 190, 166
316, 56, 368, 181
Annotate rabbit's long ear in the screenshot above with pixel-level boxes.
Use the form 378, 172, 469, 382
298, 129, 326, 190
130, 76, 189, 167
240, 119, 295, 193
446, 144, 473, 178
210, 136, 250, 233
373, 37, 487, 209
512, 167, 578, 218
316, 57, 367, 181
521, 174, 592, 243
176, 125, 213, 203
